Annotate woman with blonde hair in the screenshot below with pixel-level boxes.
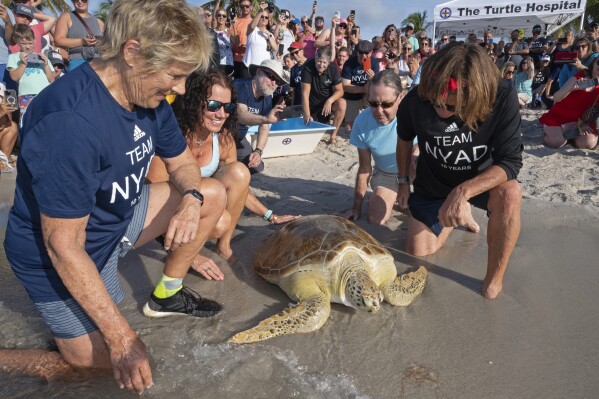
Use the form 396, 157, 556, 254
500, 61, 516, 82
1, 0, 222, 393
396, 42, 523, 300
515, 56, 535, 107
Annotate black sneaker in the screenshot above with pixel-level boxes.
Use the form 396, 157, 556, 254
142, 286, 222, 318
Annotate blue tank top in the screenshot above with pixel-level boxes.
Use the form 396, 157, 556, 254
200, 133, 220, 177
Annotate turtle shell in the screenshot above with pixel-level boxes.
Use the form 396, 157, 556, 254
252, 215, 391, 282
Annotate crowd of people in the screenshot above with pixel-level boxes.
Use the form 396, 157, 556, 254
0, 0, 596, 395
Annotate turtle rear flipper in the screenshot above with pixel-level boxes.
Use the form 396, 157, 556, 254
380, 266, 427, 306
228, 295, 331, 344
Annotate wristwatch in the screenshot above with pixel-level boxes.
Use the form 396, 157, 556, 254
253, 147, 263, 156
183, 189, 204, 206
396, 175, 410, 185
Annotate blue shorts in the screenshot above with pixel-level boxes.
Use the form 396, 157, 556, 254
33, 185, 150, 339
408, 190, 489, 236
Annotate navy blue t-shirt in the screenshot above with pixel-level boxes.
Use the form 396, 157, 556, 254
233, 78, 272, 144
341, 56, 380, 101
290, 63, 304, 105
4, 62, 187, 302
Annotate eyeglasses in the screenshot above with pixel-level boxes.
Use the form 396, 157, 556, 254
240, 4, 251, 8
368, 94, 400, 109
206, 100, 237, 113
217, 13, 227, 18
573, 45, 589, 50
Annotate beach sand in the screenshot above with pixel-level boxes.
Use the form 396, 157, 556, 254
1, 109, 598, 398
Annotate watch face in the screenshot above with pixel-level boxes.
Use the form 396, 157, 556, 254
185, 189, 204, 205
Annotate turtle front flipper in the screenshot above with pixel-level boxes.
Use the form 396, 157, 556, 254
380, 266, 427, 306
228, 295, 331, 344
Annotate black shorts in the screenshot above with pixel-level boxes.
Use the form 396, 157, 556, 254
236, 136, 264, 174
408, 191, 490, 236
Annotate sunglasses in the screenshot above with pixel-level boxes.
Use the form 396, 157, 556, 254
573, 45, 588, 50
444, 104, 456, 112
290, 50, 301, 55
205, 13, 212, 17
505, 70, 515, 75
217, 13, 227, 18
339, 25, 347, 29
358, 51, 370, 55
301, 20, 308, 23
240, 4, 251, 8
261, 70, 278, 82
73, 0, 88, 3
387, 29, 396, 33
368, 94, 399, 109
206, 100, 236, 113
260, 16, 269, 20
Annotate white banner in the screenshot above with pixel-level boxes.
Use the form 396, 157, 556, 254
435, 0, 584, 21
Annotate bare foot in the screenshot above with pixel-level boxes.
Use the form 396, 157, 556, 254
190, 254, 224, 281
481, 279, 502, 299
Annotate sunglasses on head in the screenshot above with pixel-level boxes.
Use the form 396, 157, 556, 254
206, 100, 236, 113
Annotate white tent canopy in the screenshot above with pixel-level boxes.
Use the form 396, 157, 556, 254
432, 0, 587, 40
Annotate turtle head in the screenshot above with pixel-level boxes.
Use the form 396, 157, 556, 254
345, 271, 384, 313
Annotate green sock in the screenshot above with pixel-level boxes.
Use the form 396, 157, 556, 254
153, 274, 183, 299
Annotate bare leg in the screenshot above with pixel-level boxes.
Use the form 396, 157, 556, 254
542, 125, 567, 148
134, 179, 226, 279
329, 98, 346, 143
572, 133, 598, 150
482, 180, 521, 299
0, 122, 17, 162
0, 331, 110, 383
211, 162, 250, 260
405, 216, 453, 257
367, 187, 398, 225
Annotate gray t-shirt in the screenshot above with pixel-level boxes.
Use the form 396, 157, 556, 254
504, 40, 529, 67
0, 22, 9, 65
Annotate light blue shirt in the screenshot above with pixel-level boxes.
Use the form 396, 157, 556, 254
349, 107, 398, 173
514, 72, 532, 98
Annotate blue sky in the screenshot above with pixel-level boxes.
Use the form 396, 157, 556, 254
85, 0, 441, 42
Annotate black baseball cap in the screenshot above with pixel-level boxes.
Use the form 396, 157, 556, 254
532, 24, 542, 32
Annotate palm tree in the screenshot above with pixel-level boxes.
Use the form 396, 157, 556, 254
93, 0, 113, 21
1, 0, 70, 14
201, 0, 280, 17
401, 11, 431, 34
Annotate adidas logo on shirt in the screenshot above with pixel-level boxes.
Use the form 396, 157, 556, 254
445, 122, 459, 133
133, 125, 146, 142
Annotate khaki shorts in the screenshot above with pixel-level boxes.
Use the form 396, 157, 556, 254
370, 168, 399, 192
345, 98, 367, 123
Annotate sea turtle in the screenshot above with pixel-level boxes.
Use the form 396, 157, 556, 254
229, 215, 427, 344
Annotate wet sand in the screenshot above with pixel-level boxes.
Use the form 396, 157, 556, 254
1, 110, 598, 398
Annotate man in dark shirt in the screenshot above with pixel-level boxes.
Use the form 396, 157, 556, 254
289, 41, 307, 105
234, 59, 287, 173
396, 43, 523, 300
342, 40, 379, 130
301, 46, 345, 144
528, 24, 549, 68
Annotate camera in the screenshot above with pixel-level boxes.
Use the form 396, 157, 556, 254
578, 77, 599, 89
350, 10, 355, 16
351, 29, 357, 36
387, 52, 397, 59
228, 7, 236, 20
26, 52, 44, 65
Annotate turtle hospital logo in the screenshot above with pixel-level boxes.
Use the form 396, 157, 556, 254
440, 7, 452, 19
282, 137, 292, 145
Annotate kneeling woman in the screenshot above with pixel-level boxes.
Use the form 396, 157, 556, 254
147, 69, 250, 280
539, 58, 599, 150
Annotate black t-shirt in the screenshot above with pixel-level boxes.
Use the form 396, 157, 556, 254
532, 66, 550, 90
301, 58, 342, 110
290, 63, 304, 105
341, 56, 380, 101
397, 79, 523, 198
528, 36, 549, 66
